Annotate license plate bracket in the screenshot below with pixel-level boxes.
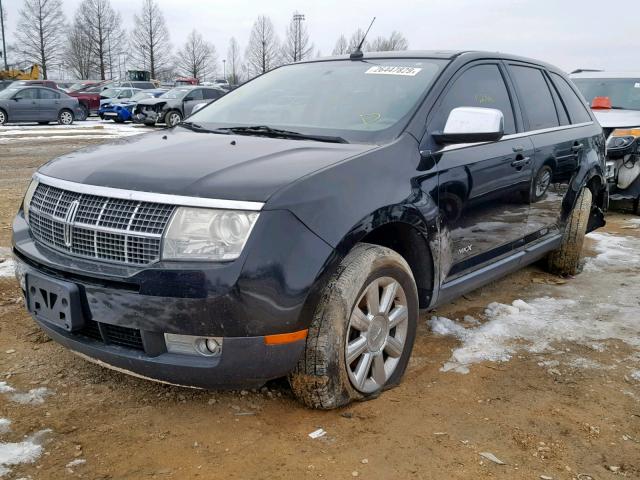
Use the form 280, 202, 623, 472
26, 272, 85, 332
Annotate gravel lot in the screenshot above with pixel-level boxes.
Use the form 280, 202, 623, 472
0, 122, 638, 479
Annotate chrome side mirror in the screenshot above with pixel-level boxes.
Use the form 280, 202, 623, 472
433, 107, 504, 144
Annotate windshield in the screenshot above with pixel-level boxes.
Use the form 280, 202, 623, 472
101, 88, 122, 98
161, 88, 192, 99
188, 59, 447, 144
573, 78, 640, 111
0, 88, 20, 99
131, 91, 155, 102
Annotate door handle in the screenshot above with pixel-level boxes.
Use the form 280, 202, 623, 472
571, 143, 584, 153
511, 156, 531, 168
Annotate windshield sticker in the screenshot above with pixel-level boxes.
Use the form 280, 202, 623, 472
365, 66, 422, 76
634, 82, 640, 88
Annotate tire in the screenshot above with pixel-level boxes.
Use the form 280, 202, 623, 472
58, 109, 74, 125
289, 243, 418, 409
530, 165, 553, 202
546, 187, 592, 276
38, 121, 49, 125
78, 104, 89, 121
164, 110, 182, 127
114, 118, 124, 123
0, 109, 7, 125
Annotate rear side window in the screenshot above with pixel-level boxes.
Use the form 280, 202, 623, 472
39, 89, 60, 100
436, 64, 516, 134
203, 89, 222, 100
549, 73, 592, 124
510, 65, 559, 130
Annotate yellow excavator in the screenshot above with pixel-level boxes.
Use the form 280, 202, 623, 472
0, 64, 40, 80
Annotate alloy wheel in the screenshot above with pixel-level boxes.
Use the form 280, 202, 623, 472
536, 168, 551, 197
0, 110, 6, 125
168, 112, 181, 127
60, 111, 73, 125
345, 276, 409, 393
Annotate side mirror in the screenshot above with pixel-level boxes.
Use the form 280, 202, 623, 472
13, 96, 21, 101
184, 96, 193, 102
433, 107, 504, 144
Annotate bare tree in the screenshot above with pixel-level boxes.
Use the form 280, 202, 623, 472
130, 0, 171, 78
245, 15, 280, 78
76, 0, 125, 79
14, 0, 67, 79
63, 18, 94, 78
282, 12, 312, 63
369, 31, 408, 52
1, 2, 9, 70
347, 28, 369, 53
226, 37, 242, 85
175, 29, 216, 80
332, 35, 348, 56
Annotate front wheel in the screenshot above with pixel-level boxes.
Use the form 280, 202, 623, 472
58, 109, 74, 125
289, 243, 418, 409
0, 109, 7, 125
165, 110, 182, 127
546, 187, 592, 276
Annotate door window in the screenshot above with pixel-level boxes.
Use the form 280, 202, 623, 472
203, 89, 222, 100
436, 64, 516, 135
16, 88, 38, 100
510, 65, 559, 130
549, 73, 592, 124
186, 89, 204, 101
39, 89, 60, 100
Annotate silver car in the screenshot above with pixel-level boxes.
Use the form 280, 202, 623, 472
0, 86, 83, 126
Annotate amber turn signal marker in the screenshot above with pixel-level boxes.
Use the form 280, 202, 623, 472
264, 329, 308, 345
611, 128, 640, 138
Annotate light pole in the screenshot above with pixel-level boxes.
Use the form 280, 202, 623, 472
0, 0, 8, 70
223, 59, 226, 81
293, 13, 305, 62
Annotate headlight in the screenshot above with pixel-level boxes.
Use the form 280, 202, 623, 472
22, 178, 39, 224
606, 127, 640, 159
162, 207, 259, 261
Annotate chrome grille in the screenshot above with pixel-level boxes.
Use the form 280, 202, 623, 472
28, 183, 175, 266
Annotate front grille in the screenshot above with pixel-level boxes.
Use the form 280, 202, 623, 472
28, 182, 175, 266
77, 319, 144, 351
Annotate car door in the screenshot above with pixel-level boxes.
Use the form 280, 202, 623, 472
11, 88, 40, 121
506, 64, 596, 242
182, 89, 204, 116
425, 62, 535, 280
38, 88, 61, 120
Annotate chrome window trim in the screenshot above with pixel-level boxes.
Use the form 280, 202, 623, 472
33, 172, 264, 211
438, 121, 594, 152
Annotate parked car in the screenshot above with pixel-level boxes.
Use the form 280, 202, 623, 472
98, 87, 141, 114
0, 86, 82, 125
54, 81, 76, 92
10, 79, 59, 90
99, 89, 167, 122
66, 80, 100, 93
133, 86, 226, 126
174, 77, 198, 86
571, 71, 640, 212
0, 80, 13, 92
12, 51, 607, 408
67, 82, 106, 119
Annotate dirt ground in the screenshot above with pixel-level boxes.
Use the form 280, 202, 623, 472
0, 131, 638, 479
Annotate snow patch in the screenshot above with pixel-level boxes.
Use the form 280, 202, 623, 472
584, 232, 640, 271
0, 430, 50, 477
0, 249, 15, 279
631, 370, 640, 381
0, 383, 15, 394
0, 420, 10, 435
10, 388, 53, 406
66, 459, 86, 468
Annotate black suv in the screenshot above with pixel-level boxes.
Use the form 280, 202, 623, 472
12, 51, 607, 409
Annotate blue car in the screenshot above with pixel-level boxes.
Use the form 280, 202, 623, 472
99, 89, 167, 122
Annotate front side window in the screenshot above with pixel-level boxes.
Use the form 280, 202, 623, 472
16, 88, 38, 100
510, 65, 559, 130
203, 89, 222, 100
160, 88, 192, 99
188, 58, 448, 144
572, 77, 640, 111
434, 64, 516, 134
550, 73, 592, 123
186, 89, 204, 101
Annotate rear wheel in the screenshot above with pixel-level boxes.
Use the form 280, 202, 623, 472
58, 109, 74, 125
165, 110, 182, 127
546, 187, 592, 276
0, 109, 7, 125
531, 165, 552, 202
289, 243, 418, 409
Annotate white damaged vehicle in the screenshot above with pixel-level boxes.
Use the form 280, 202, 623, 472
571, 71, 640, 212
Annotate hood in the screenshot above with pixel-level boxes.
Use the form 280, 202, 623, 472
137, 97, 173, 107
38, 127, 375, 202
592, 108, 640, 129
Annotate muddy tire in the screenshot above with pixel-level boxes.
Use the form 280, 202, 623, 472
546, 187, 592, 276
289, 243, 418, 409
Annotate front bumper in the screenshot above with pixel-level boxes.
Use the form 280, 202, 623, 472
12, 209, 336, 388
133, 110, 161, 125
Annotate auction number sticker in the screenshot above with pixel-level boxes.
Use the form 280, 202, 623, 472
365, 66, 422, 76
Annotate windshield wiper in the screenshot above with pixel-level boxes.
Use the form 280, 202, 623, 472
220, 125, 348, 144
179, 121, 229, 134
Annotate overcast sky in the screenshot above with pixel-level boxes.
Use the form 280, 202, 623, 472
1, 0, 636, 74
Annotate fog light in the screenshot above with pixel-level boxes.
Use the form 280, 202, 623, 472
164, 333, 223, 357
